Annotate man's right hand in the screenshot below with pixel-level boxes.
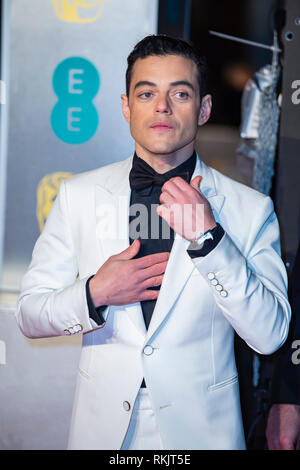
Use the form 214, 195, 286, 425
89, 239, 170, 307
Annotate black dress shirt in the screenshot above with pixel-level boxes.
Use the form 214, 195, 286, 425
86, 152, 224, 387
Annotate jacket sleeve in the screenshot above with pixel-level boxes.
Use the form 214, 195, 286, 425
15, 180, 102, 339
191, 196, 291, 355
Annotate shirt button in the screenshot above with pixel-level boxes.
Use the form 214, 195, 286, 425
143, 345, 154, 356
220, 290, 228, 297
211, 279, 218, 286
123, 401, 131, 411
207, 272, 215, 280
215, 284, 223, 291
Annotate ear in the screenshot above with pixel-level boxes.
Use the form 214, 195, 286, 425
121, 94, 130, 123
198, 94, 212, 126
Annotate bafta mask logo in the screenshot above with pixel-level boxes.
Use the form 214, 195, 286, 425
37, 172, 72, 232
52, 0, 106, 23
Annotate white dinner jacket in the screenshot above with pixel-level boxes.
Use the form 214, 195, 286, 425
16, 154, 291, 450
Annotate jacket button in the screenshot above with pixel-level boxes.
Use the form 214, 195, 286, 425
123, 401, 131, 411
143, 345, 154, 356
74, 323, 83, 333
215, 284, 223, 291
207, 272, 215, 280
211, 278, 218, 286
220, 290, 228, 297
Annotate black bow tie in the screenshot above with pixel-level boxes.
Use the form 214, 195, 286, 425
129, 157, 190, 192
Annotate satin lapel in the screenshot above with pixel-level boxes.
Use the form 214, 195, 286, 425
144, 155, 225, 343
95, 155, 146, 338
95, 178, 131, 260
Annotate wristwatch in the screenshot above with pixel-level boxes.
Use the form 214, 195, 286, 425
187, 223, 225, 258
189, 227, 216, 251
191, 229, 214, 249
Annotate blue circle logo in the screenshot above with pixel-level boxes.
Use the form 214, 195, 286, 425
51, 57, 100, 144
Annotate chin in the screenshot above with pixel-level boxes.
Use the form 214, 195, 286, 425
135, 136, 192, 157
146, 143, 179, 155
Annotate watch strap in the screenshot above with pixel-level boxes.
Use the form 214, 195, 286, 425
187, 223, 225, 258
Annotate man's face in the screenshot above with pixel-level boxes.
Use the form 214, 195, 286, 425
121, 54, 211, 160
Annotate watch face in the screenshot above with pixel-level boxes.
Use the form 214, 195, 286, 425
188, 239, 205, 252
188, 229, 215, 252
199, 231, 213, 242
196, 240, 206, 250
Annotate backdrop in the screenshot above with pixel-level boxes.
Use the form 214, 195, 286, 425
0, 0, 158, 450
0, 0, 158, 291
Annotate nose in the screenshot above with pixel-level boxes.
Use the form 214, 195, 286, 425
155, 94, 171, 114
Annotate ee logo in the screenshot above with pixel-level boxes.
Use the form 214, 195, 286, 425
51, 57, 100, 144
52, 0, 106, 23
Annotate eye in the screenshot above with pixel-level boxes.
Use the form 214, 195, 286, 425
139, 92, 153, 99
175, 91, 189, 99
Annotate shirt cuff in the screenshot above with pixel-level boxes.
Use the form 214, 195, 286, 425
187, 223, 225, 259
86, 275, 107, 326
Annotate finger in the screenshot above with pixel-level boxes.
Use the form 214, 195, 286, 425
190, 175, 203, 193
140, 274, 164, 290
139, 289, 160, 301
164, 176, 190, 190
161, 178, 186, 199
117, 239, 141, 260
163, 176, 201, 200
159, 190, 176, 205
140, 260, 168, 280
266, 430, 281, 450
279, 436, 295, 450
156, 204, 175, 228
134, 251, 170, 269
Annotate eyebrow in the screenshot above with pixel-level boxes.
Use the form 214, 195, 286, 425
134, 80, 195, 91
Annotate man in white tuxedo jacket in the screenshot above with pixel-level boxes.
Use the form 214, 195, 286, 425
16, 35, 291, 450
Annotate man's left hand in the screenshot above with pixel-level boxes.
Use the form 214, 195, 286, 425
266, 404, 300, 450
157, 175, 216, 242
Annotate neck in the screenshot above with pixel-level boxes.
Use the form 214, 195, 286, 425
134, 142, 195, 174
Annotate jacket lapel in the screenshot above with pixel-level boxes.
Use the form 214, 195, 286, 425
95, 155, 147, 337
95, 156, 133, 259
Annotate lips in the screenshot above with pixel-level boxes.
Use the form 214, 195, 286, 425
150, 121, 173, 130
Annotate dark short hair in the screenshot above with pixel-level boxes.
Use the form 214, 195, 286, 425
126, 34, 207, 100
